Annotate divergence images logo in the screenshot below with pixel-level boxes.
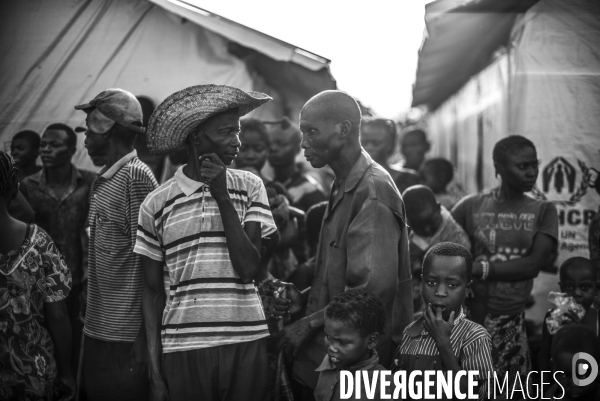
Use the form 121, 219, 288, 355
572, 352, 598, 387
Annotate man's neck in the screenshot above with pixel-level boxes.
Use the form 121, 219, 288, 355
45, 163, 72, 186
273, 162, 297, 183
104, 143, 133, 170
20, 163, 39, 177
328, 146, 362, 181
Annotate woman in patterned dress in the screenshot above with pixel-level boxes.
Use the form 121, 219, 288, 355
0, 152, 75, 400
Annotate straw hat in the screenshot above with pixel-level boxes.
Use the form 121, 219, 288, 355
146, 84, 272, 155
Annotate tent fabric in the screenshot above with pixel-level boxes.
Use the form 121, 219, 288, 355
412, 0, 540, 110
0, 0, 334, 171
422, 0, 600, 328
149, 0, 330, 72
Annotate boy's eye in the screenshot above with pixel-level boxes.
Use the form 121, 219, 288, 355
580, 285, 591, 291
426, 280, 436, 286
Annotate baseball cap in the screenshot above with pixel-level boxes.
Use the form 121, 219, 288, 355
75, 88, 145, 134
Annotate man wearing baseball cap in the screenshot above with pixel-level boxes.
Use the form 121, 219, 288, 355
133, 84, 277, 400
76, 88, 158, 400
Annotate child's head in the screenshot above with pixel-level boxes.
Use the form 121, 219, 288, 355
422, 242, 472, 320
551, 324, 600, 399
238, 118, 269, 172
403, 185, 443, 237
559, 257, 598, 311
420, 158, 454, 194
360, 118, 397, 165
324, 289, 386, 368
10, 130, 40, 168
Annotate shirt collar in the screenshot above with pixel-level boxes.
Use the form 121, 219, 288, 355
406, 306, 466, 337
98, 150, 137, 179
342, 149, 374, 193
174, 165, 208, 197
28, 164, 81, 190
315, 350, 380, 373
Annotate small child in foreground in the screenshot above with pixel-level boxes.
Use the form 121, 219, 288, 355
314, 289, 386, 401
392, 242, 494, 400
542, 324, 600, 400
538, 256, 599, 371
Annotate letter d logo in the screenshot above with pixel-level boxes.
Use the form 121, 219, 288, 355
572, 352, 598, 387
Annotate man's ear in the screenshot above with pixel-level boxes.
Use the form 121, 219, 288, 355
337, 120, 352, 140
367, 332, 380, 350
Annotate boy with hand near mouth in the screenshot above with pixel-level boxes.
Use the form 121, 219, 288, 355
392, 242, 494, 400
314, 289, 386, 401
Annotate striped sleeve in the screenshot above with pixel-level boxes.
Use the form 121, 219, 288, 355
128, 176, 156, 248
244, 177, 276, 238
134, 198, 164, 261
461, 326, 495, 401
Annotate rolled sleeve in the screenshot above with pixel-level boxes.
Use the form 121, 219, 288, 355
243, 178, 276, 238
134, 201, 164, 262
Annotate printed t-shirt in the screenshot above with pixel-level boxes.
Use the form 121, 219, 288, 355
452, 190, 558, 315
283, 170, 327, 212
85, 150, 158, 342
134, 166, 277, 353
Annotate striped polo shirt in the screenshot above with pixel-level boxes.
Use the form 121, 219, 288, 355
85, 150, 158, 342
392, 307, 494, 400
134, 166, 276, 353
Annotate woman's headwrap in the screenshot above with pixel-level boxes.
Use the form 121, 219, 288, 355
0, 151, 18, 194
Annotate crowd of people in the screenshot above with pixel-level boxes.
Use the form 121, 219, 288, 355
0, 84, 599, 401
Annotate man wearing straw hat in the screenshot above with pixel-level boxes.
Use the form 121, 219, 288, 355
134, 84, 277, 400
75, 88, 158, 400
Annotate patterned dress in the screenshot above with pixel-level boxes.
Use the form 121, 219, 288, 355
0, 225, 71, 400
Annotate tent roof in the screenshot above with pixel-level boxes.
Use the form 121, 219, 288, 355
150, 0, 330, 72
411, 0, 539, 110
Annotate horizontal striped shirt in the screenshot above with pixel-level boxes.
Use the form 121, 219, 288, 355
392, 307, 494, 401
134, 166, 276, 353
85, 150, 158, 342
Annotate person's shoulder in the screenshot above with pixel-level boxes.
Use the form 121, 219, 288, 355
128, 158, 158, 185
143, 177, 178, 208
228, 168, 264, 190
76, 168, 97, 183
21, 169, 43, 186
523, 193, 558, 212
459, 319, 491, 343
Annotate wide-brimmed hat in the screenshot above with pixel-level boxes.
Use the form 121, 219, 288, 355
74, 88, 145, 134
146, 85, 272, 155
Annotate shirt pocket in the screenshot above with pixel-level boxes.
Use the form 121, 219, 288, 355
95, 211, 128, 254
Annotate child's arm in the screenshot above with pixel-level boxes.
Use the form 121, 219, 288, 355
538, 310, 553, 372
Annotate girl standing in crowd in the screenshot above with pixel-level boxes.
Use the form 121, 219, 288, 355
452, 136, 558, 396
360, 118, 420, 193
0, 152, 75, 400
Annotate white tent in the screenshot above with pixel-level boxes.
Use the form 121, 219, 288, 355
413, 0, 600, 329
0, 0, 335, 171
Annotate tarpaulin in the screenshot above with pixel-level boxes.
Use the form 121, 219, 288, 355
423, 0, 600, 329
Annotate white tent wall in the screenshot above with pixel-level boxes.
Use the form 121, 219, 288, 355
0, 0, 283, 171
423, 0, 600, 330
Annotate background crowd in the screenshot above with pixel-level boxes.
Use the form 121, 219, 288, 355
1, 84, 599, 401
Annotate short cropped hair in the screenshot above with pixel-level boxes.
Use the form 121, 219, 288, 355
240, 118, 270, 146
325, 289, 386, 337
551, 324, 600, 362
401, 127, 428, 145
423, 242, 473, 282
13, 130, 40, 148
45, 123, 77, 148
362, 118, 398, 152
492, 135, 536, 166
422, 158, 454, 186
559, 256, 597, 282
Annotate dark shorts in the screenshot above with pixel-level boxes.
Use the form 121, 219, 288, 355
83, 335, 149, 401
163, 338, 269, 401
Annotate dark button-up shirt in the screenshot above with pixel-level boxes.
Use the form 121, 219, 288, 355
20, 165, 95, 283
293, 150, 413, 389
